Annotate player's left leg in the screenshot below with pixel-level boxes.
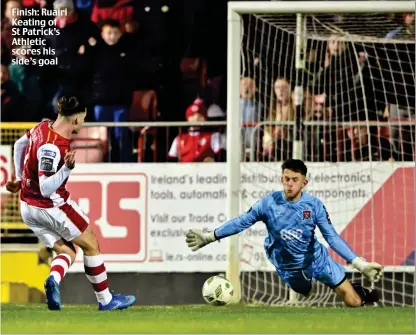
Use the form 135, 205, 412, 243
314, 253, 379, 307
57, 200, 136, 310
334, 280, 379, 307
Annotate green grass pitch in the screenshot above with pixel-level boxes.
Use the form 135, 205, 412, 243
1, 304, 415, 334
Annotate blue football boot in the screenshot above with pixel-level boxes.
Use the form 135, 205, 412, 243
44, 275, 61, 311
98, 293, 136, 311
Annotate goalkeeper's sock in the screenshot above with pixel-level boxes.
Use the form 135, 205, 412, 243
351, 282, 379, 306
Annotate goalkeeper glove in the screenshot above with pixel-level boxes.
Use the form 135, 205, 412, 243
186, 229, 216, 251
352, 257, 384, 282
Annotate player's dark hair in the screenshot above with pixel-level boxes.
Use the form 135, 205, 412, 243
57, 96, 86, 116
281, 159, 307, 176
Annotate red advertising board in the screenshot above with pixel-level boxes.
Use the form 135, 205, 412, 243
67, 173, 148, 263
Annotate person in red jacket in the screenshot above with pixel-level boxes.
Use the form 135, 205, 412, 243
168, 98, 226, 163
91, 0, 137, 33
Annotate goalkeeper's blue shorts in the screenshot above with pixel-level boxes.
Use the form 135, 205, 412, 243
276, 246, 347, 296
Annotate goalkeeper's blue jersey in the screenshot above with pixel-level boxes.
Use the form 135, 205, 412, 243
214, 191, 357, 270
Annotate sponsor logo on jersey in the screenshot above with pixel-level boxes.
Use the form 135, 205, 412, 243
280, 228, 303, 241
42, 149, 57, 158
303, 210, 311, 220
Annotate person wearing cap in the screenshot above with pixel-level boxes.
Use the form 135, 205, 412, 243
168, 98, 226, 162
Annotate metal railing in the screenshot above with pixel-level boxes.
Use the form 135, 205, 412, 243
1, 120, 414, 163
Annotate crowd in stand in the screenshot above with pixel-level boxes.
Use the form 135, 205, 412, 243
1, 0, 415, 163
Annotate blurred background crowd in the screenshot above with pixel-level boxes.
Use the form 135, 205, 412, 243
1, 0, 415, 163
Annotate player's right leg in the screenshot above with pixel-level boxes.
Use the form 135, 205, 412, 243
44, 239, 77, 310
58, 200, 136, 311
20, 201, 76, 310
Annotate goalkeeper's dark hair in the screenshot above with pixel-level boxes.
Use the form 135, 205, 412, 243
57, 96, 86, 116
281, 159, 307, 176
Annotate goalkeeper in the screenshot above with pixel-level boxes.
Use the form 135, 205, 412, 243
186, 159, 383, 307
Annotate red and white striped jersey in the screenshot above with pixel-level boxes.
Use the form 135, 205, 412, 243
20, 120, 71, 208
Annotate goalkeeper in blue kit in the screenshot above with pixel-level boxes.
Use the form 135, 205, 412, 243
186, 159, 383, 307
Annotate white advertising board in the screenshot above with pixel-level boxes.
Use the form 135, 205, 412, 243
65, 162, 414, 272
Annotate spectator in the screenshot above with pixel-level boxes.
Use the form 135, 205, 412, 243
46, 0, 99, 113
205, 102, 226, 134
240, 77, 261, 149
91, 0, 137, 33
311, 34, 369, 122
343, 126, 396, 162
90, 19, 136, 162
131, 0, 184, 123
262, 78, 294, 160
303, 92, 336, 162
1, 0, 23, 65
22, 0, 47, 7
385, 13, 415, 39
383, 104, 415, 161
168, 98, 226, 162
75, 0, 93, 13
1, 64, 26, 121
8, 45, 43, 120
207, 103, 225, 122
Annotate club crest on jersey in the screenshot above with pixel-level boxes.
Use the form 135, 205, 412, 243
303, 210, 312, 220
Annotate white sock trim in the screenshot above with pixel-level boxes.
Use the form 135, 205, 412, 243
96, 288, 113, 306
83, 254, 104, 267
50, 271, 62, 283
86, 272, 107, 284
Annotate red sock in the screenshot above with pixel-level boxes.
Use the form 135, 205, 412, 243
84, 254, 112, 305
50, 254, 72, 284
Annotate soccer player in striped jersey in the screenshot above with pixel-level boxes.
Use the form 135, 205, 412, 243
186, 159, 383, 307
6, 96, 136, 311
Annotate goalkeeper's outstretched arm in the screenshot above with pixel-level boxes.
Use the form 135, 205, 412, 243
185, 198, 266, 252
315, 199, 384, 282
315, 200, 357, 263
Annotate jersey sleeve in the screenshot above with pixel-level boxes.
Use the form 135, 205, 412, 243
37, 144, 72, 198
13, 133, 30, 181
314, 199, 357, 263
37, 143, 61, 176
214, 197, 266, 240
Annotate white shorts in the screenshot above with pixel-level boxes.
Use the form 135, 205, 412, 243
20, 199, 90, 248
